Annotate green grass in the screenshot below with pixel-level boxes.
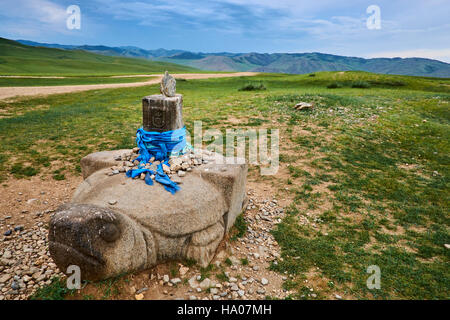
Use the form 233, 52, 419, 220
216, 271, 230, 282
0, 76, 154, 87
238, 81, 267, 91
351, 80, 371, 88
10, 163, 39, 178
0, 37, 198, 76
230, 214, 247, 240
1, 70, 449, 299
327, 81, 343, 89
95, 273, 129, 299
29, 277, 75, 300
199, 264, 215, 281
265, 75, 449, 299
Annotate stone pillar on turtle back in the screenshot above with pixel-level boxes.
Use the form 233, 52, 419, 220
142, 71, 184, 132
48, 71, 248, 281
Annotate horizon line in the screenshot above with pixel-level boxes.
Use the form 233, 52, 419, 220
11, 37, 450, 64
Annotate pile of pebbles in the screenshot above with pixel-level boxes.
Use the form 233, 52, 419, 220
0, 223, 64, 300
159, 191, 293, 301
108, 148, 215, 182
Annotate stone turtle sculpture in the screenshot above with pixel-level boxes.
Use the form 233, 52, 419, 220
49, 150, 247, 281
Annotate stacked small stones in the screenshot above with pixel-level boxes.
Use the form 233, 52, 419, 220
107, 148, 215, 183
160, 71, 176, 97
0, 223, 64, 300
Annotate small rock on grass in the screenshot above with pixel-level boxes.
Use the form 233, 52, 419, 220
188, 276, 199, 289
230, 284, 239, 291
179, 266, 189, 276
210, 288, 218, 295
199, 278, 211, 290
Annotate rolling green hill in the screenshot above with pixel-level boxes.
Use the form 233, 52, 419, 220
163, 52, 450, 78
0, 38, 198, 76
18, 39, 450, 78
12, 38, 450, 77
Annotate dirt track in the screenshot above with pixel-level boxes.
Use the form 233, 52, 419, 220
0, 72, 258, 100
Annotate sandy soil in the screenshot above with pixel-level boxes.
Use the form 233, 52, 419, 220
0, 175, 82, 232
0, 72, 258, 100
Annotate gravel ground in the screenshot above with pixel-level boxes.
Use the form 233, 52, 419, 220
0, 222, 64, 300
174, 189, 295, 300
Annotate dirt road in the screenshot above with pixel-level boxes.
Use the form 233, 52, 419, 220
0, 72, 258, 100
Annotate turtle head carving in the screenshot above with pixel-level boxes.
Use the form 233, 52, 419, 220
49, 204, 155, 281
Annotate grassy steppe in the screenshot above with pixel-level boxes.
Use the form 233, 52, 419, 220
0, 76, 156, 87
0, 38, 198, 76
1, 71, 448, 299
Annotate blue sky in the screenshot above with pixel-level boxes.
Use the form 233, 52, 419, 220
0, 0, 449, 62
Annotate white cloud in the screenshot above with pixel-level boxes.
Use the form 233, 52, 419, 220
0, 0, 102, 41
0, 0, 68, 38
94, 0, 226, 22
0, 0, 66, 25
220, 0, 338, 14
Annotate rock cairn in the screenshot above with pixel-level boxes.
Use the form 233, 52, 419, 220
107, 148, 217, 183
160, 71, 176, 97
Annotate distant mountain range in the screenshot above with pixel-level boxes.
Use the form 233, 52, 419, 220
0, 38, 196, 76
17, 40, 450, 78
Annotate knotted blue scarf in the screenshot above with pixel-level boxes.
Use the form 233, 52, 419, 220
126, 126, 188, 194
